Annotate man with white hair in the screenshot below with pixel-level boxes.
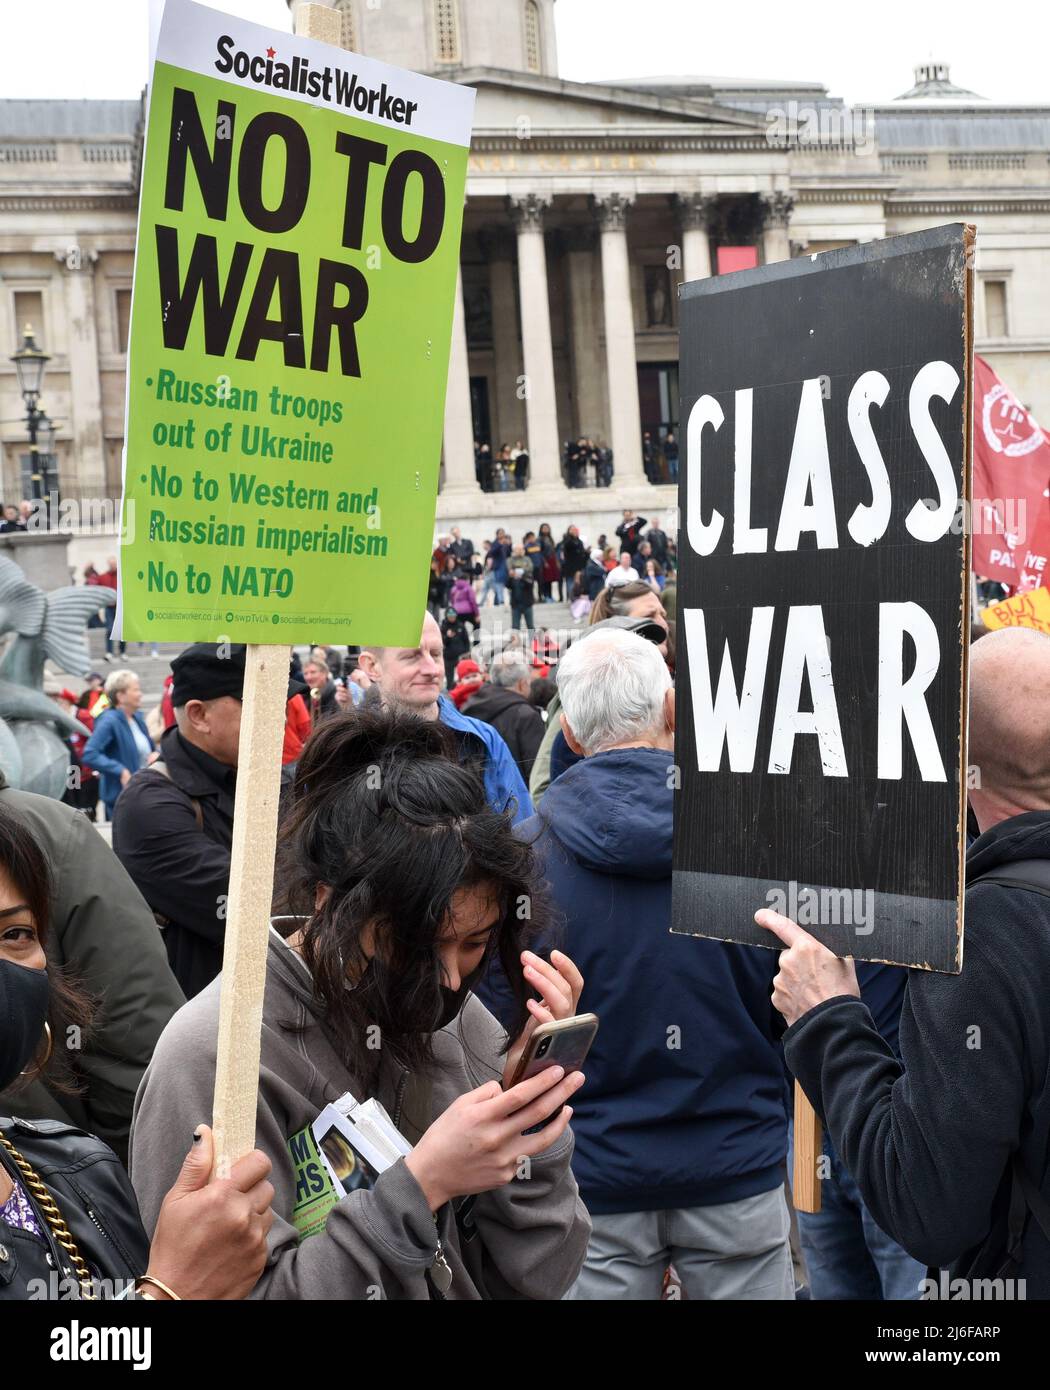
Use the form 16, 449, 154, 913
497, 627, 793, 1299
463, 649, 545, 782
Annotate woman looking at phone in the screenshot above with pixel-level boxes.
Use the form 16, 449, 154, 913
130, 709, 590, 1300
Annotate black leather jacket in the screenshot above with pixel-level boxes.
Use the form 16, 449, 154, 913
0, 1116, 150, 1300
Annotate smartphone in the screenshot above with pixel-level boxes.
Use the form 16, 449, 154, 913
505, 1013, 599, 1090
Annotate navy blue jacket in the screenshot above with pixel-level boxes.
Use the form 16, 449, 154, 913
83, 707, 155, 809
855, 963, 906, 1059
549, 728, 583, 785
482, 746, 788, 1214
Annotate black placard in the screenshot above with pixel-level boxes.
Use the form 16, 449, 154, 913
671, 225, 973, 972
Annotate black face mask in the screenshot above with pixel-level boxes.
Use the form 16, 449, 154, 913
0, 959, 49, 1091
436, 964, 488, 1031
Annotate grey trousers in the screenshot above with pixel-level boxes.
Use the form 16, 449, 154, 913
565, 1186, 796, 1301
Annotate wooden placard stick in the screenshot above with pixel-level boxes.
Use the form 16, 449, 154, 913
211, 645, 290, 1176
793, 1082, 822, 1214
209, 0, 345, 1182
210, 0, 344, 1182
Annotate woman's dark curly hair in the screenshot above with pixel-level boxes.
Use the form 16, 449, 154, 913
276, 707, 545, 1086
0, 804, 95, 1094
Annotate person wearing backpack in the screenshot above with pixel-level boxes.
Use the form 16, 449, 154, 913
758, 626, 1050, 1296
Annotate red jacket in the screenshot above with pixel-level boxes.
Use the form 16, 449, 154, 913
282, 694, 311, 764
70, 708, 97, 782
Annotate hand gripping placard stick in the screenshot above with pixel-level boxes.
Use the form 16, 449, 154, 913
210, 3, 339, 1178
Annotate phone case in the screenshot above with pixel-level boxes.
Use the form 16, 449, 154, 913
513, 1015, 599, 1086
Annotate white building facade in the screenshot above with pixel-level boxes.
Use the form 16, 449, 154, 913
1, 0, 1048, 546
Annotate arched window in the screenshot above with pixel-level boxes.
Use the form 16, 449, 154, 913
523, 0, 542, 73
435, 0, 461, 63
334, 0, 357, 52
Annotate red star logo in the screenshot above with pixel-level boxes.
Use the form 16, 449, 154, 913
266, 46, 276, 59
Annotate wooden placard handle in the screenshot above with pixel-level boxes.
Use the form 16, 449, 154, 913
211, 644, 290, 1176
209, 0, 345, 1186
792, 1080, 822, 1214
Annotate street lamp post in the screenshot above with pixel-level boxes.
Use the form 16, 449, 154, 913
34, 411, 56, 517
10, 324, 51, 502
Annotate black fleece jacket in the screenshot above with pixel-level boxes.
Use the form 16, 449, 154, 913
463, 684, 545, 781
784, 810, 1050, 1292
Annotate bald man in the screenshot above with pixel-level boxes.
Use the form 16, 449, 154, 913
755, 627, 1050, 1296
357, 612, 532, 824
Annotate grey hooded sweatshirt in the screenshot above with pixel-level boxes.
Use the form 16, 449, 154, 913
130, 930, 590, 1300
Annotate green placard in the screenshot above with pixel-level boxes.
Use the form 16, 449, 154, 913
119, 0, 473, 646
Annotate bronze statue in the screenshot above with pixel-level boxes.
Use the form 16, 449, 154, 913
0, 557, 116, 798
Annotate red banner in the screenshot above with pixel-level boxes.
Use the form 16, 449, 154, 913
716, 246, 759, 275
972, 355, 1050, 589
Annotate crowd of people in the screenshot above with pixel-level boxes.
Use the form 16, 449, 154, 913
474, 440, 531, 492
643, 429, 680, 485
3, 519, 1050, 1307
428, 514, 675, 624
470, 431, 682, 492
473, 437, 612, 491
0, 499, 35, 533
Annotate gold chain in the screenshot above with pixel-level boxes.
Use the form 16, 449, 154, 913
0, 1130, 96, 1299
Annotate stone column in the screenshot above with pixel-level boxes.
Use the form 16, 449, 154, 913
675, 193, 716, 283
564, 226, 605, 438
441, 264, 478, 492
481, 227, 525, 449
593, 193, 646, 486
508, 194, 561, 486
59, 250, 106, 496
761, 191, 795, 265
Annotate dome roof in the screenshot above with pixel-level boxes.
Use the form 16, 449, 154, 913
894, 62, 986, 102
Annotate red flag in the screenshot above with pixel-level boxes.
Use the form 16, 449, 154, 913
972, 355, 1050, 589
